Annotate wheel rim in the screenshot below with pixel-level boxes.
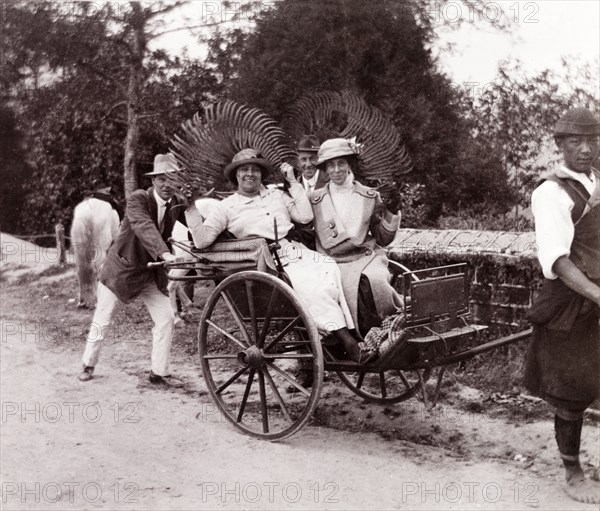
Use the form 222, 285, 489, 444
337, 368, 432, 404
198, 271, 323, 441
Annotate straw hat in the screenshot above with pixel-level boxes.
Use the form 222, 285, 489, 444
316, 138, 360, 168
223, 149, 272, 182
145, 153, 179, 176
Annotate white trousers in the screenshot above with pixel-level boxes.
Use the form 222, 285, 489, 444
82, 281, 175, 376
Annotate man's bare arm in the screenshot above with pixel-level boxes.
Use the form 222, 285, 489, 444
553, 256, 600, 306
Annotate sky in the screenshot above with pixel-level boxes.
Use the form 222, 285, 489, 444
435, 0, 600, 88
155, 0, 600, 94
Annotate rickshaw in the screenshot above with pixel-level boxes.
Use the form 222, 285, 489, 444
152, 232, 532, 441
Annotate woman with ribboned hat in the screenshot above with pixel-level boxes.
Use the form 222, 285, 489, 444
310, 138, 404, 348
185, 148, 369, 363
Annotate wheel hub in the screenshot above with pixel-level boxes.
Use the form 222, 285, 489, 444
237, 346, 264, 369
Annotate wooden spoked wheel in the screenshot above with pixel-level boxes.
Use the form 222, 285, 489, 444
198, 271, 323, 441
335, 260, 429, 404
337, 367, 432, 404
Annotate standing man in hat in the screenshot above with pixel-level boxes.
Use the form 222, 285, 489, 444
526, 107, 600, 504
295, 135, 328, 193
78, 153, 187, 386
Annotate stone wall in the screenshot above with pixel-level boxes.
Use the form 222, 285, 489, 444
387, 229, 541, 330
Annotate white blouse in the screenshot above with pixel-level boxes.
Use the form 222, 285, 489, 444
186, 183, 313, 248
531, 165, 596, 279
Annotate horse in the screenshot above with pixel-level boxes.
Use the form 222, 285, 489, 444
70, 196, 120, 308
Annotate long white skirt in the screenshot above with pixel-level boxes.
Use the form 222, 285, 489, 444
277, 240, 354, 334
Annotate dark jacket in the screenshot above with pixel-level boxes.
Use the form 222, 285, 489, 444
99, 187, 186, 303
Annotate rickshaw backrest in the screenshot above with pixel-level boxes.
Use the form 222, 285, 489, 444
191, 237, 277, 274
405, 264, 468, 327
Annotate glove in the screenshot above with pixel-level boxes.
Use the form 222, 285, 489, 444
280, 162, 298, 184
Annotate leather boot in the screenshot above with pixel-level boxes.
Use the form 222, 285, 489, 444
332, 328, 361, 363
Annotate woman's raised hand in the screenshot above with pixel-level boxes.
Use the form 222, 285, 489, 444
182, 180, 215, 207
280, 162, 298, 183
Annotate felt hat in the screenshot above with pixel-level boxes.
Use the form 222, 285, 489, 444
95, 186, 112, 196
316, 138, 360, 168
297, 135, 320, 153
223, 149, 272, 182
145, 153, 179, 176
554, 107, 600, 137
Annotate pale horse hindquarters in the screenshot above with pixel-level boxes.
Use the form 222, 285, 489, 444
70, 198, 119, 308
168, 198, 220, 325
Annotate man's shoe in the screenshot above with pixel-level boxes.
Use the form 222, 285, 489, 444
78, 365, 94, 382
149, 370, 184, 388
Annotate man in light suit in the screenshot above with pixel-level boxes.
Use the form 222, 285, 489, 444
78, 154, 186, 386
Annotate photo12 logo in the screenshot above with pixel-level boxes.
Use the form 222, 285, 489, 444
427, 1, 540, 25
1, 401, 141, 424
1, 481, 139, 505
199, 481, 340, 505
401, 481, 539, 505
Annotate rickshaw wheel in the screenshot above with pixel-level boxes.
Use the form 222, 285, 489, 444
336, 368, 432, 404
198, 271, 323, 441
334, 260, 429, 404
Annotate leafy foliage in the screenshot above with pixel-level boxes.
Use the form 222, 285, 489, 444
3, 0, 596, 236
284, 90, 413, 206
170, 100, 296, 191
207, 0, 514, 224
465, 58, 599, 215
3, 2, 222, 235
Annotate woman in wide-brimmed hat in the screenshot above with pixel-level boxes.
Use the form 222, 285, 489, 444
309, 138, 404, 352
185, 148, 368, 362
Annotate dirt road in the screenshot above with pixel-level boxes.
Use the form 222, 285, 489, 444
1, 260, 598, 510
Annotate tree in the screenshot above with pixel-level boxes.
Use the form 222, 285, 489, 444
2, 1, 232, 198
2, 1, 223, 233
0, 104, 32, 233
206, 0, 513, 224
467, 59, 599, 228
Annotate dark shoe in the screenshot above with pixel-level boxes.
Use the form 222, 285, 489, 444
78, 365, 94, 382
149, 370, 184, 388
359, 347, 378, 365
333, 329, 362, 363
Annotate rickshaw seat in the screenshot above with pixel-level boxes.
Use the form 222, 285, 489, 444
190, 236, 277, 274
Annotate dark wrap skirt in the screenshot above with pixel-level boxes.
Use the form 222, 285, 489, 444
525, 277, 600, 408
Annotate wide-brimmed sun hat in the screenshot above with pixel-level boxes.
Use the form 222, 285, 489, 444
554, 107, 600, 137
223, 149, 273, 182
146, 153, 180, 176
297, 135, 320, 153
316, 138, 361, 168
